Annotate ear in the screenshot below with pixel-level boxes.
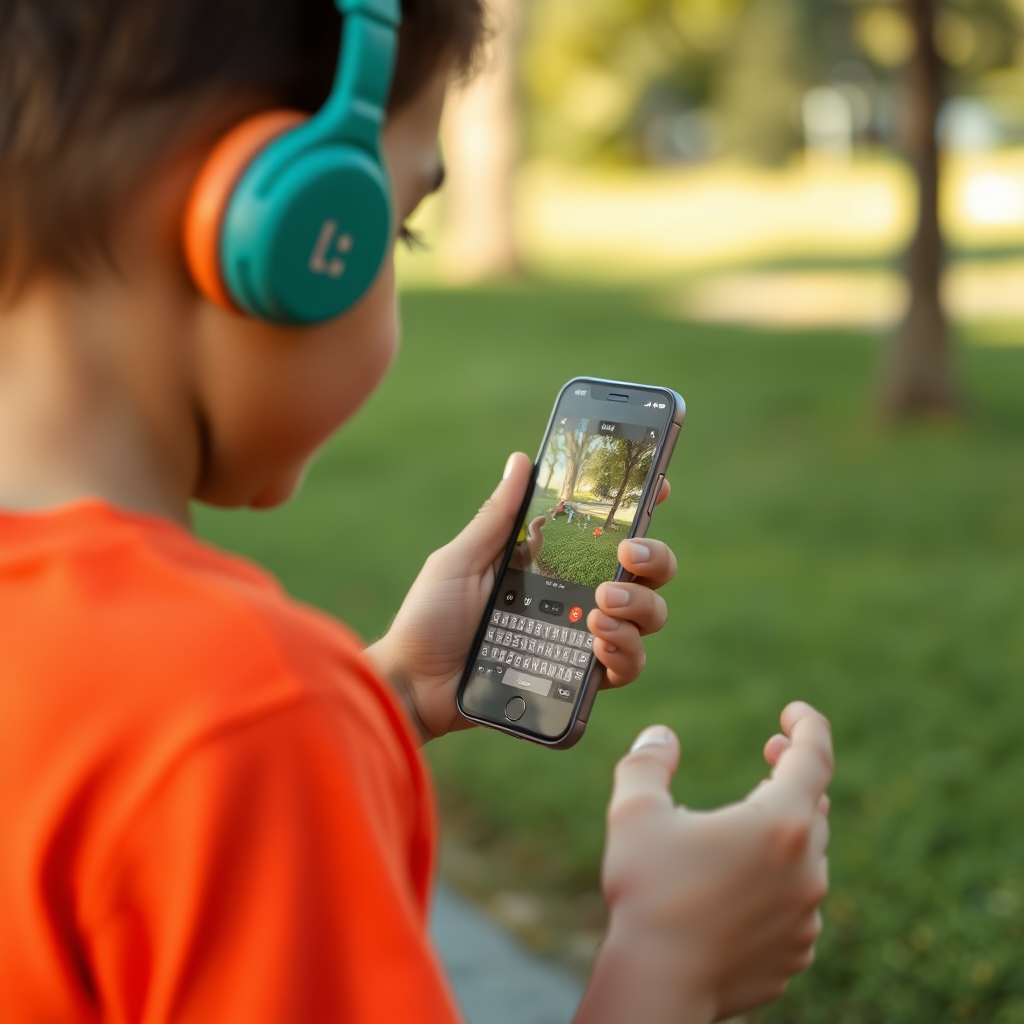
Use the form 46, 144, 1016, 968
182, 111, 306, 312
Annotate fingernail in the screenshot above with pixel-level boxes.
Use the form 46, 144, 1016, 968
603, 585, 629, 609
602, 642, 618, 654
503, 455, 515, 480
627, 541, 650, 564
632, 725, 672, 752
594, 612, 620, 633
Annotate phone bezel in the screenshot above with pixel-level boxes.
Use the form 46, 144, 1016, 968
456, 376, 685, 748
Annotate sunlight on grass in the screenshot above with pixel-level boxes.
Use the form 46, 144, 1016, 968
657, 262, 1024, 335
397, 149, 1024, 285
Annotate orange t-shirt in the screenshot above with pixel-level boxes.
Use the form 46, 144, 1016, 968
0, 502, 462, 1023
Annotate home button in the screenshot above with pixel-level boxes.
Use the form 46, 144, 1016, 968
504, 696, 527, 722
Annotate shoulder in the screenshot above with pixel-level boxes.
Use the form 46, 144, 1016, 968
1, 501, 423, 822
4, 501, 382, 711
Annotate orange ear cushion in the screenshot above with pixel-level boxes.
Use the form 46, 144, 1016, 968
183, 109, 308, 311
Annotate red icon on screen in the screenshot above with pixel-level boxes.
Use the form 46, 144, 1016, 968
569, 606, 583, 623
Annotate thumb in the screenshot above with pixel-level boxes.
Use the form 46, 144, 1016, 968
609, 725, 680, 822
451, 452, 534, 573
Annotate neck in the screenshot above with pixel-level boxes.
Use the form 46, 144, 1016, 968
0, 275, 200, 527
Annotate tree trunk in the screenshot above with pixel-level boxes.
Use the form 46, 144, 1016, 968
559, 427, 596, 502
880, 0, 960, 417
603, 442, 646, 529
438, 0, 522, 282
559, 434, 582, 502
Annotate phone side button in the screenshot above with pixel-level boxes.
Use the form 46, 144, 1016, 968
646, 474, 665, 517
504, 696, 527, 722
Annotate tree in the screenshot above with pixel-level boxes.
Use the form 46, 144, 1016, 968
558, 421, 601, 502
585, 437, 657, 529
879, 0, 960, 417
538, 432, 560, 490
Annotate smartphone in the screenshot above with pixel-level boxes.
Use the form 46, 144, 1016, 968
457, 377, 685, 749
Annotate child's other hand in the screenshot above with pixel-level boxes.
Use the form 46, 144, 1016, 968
365, 452, 675, 743
581, 702, 832, 1024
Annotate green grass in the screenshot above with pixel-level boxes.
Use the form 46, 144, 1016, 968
196, 286, 1024, 1023
524, 495, 625, 587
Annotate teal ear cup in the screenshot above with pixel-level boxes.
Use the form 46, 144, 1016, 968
219, 0, 400, 325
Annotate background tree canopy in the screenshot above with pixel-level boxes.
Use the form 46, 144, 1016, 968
520, 0, 1024, 167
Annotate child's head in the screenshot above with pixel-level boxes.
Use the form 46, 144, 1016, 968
0, 0, 485, 514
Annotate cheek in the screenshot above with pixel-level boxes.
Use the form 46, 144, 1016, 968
294, 306, 399, 442
302, 265, 399, 431
192, 260, 399, 507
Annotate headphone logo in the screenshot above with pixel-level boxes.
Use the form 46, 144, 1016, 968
309, 220, 353, 279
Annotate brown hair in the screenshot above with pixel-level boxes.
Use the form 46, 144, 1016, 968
0, 0, 486, 293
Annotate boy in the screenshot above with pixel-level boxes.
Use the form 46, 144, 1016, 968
0, 1, 833, 1021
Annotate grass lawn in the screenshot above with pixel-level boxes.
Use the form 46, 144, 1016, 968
196, 286, 1024, 1023
523, 494, 628, 588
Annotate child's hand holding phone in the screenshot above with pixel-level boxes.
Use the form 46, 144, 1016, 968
365, 451, 675, 743
577, 702, 834, 1024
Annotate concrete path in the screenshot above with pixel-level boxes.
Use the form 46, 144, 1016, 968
431, 883, 585, 1024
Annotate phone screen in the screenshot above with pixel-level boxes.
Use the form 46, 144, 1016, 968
458, 378, 683, 746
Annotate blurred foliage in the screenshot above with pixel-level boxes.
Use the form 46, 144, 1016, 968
197, 285, 1024, 1021
519, 0, 1024, 166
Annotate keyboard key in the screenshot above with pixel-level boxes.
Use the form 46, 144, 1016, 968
501, 669, 553, 697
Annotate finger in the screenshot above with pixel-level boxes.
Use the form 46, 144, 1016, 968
764, 734, 792, 767
592, 585, 668, 637
452, 453, 533, 574
763, 702, 834, 813
608, 725, 680, 821
525, 516, 546, 562
592, 629, 645, 687
810, 807, 830, 860
816, 860, 829, 902
655, 477, 671, 505
617, 539, 677, 591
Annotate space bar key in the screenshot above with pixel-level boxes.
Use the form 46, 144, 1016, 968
501, 670, 553, 697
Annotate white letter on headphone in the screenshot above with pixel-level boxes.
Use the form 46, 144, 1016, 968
309, 220, 351, 279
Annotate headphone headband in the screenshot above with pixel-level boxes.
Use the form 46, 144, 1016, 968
315, 0, 401, 153
184, 0, 403, 324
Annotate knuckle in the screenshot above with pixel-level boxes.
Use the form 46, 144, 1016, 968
816, 742, 836, 777
665, 547, 679, 582
607, 791, 662, 830
767, 813, 812, 856
795, 914, 822, 945
614, 749, 658, 779
648, 540, 677, 579
422, 546, 448, 575
791, 946, 816, 974
806, 876, 829, 907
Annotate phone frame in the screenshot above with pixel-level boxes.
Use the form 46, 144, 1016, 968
456, 377, 685, 749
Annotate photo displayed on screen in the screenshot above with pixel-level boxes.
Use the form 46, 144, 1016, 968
511, 417, 657, 590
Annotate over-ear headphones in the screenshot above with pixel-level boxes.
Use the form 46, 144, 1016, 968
183, 0, 400, 325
